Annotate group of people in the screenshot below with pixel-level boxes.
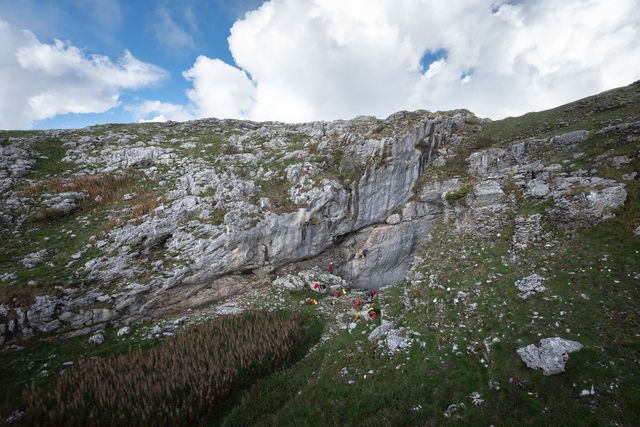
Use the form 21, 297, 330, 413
304, 262, 381, 320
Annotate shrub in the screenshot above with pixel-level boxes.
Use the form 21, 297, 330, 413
445, 184, 473, 201
472, 133, 495, 150
23, 311, 321, 427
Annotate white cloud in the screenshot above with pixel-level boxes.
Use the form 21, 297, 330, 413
183, 56, 256, 119
126, 100, 195, 123
172, 0, 640, 122
0, 18, 167, 129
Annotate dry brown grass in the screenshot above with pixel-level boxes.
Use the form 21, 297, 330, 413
21, 174, 169, 224
132, 191, 167, 223
23, 311, 320, 427
22, 174, 135, 208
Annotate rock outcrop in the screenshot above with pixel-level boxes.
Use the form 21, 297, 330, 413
0, 99, 633, 345
514, 274, 546, 299
517, 337, 583, 376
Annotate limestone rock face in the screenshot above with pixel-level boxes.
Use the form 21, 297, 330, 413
526, 179, 550, 198
0, 103, 632, 345
517, 337, 583, 375
339, 219, 434, 288
166, 114, 466, 293
26, 296, 65, 333
548, 177, 627, 229
467, 130, 590, 179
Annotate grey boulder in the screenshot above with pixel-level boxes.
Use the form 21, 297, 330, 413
43, 192, 87, 215
515, 274, 546, 299
21, 250, 49, 269
517, 337, 583, 375
88, 330, 105, 345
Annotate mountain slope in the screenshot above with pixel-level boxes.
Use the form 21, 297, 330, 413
0, 81, 639, 425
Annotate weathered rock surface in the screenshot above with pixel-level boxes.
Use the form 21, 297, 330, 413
514, 274, 546, 299
272, 270, 347, 292
517, 337, 583, 375
42, 192, 87, 216
21, 250, 49, 269
116, 326, 130, 337
88, 330, 105, 345
547, 177, 627, 229
368, 320, 395, 342
0, 99, 632, 345
0, 143, 35, 193
509, 214, 546, 261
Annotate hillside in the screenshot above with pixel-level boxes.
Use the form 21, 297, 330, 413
0, 81, 639, 425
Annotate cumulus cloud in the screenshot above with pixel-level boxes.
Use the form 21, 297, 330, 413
126, 100, 195, 123
136, 56, 257, 123
0, 18, 166, 129
169, 0, 640, 122
183, 56, 256, 118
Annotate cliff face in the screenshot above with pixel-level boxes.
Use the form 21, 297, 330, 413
1, 81, 638, 345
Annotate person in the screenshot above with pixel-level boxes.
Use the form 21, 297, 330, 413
328, 262, 334, 274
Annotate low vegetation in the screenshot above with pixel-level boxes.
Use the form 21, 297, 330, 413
471, 80, 640, 147
21, 311, 322, 426
444, 183, 473, 201
29, 139, 74, 179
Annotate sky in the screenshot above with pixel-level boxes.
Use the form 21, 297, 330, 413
0, 0, 639, 130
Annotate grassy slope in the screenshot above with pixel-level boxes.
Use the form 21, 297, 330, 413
220, 83, 640, 426
476, 80, 640, 145
221, 206, 639, 426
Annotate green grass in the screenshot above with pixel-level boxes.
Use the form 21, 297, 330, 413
29, 139, 74, 179
472, 80, 640, 148
220, 174, 640, 425
0, 211, 109, 304
445, 184, 473, 201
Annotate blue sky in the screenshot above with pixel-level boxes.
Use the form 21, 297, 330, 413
0, 0, 263, 129
1, 0, 639, 130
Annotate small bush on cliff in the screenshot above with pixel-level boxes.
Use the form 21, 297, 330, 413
23, 311, 322, 427
445, 183, 473, 201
